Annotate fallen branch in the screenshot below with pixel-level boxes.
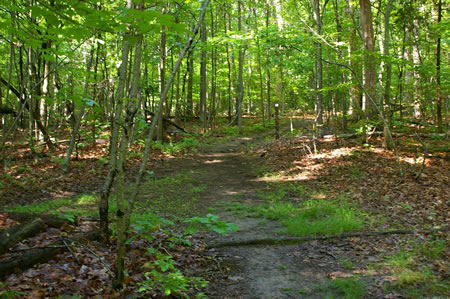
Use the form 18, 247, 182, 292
2, 212, 76, 228
0, 219, 45, 255
144, 109, 187, 133
0, 230, 100, 280
208, 227, 449, 248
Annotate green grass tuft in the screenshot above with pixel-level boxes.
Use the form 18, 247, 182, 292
253, 198, 365, 235
325, 278, 366, 299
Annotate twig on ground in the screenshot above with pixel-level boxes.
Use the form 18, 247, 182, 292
63, 238, 112, 275
61, 236, 80, 264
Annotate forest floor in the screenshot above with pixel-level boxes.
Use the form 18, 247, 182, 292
147, 120, 448, 298
0, 117, 449, 298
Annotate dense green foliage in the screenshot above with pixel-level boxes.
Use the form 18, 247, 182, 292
0, 0, 447, 144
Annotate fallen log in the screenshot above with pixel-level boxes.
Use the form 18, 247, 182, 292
208, 227, 449, 248
144, 110, 187, 133
0, 230, 101, 280
2, 212, 76, 228
0, 219, 45, 255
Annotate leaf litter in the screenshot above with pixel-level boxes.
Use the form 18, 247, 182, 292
0, 124, 449, 298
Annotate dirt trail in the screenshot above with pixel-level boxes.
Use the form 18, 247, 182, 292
150, 133, 378, 298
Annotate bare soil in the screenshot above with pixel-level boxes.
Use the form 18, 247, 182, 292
150, 134, 387, 298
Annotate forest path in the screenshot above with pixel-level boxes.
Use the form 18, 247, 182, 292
148, 128, 365, 298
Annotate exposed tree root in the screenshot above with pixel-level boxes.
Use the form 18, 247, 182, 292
208, 227, 449, 248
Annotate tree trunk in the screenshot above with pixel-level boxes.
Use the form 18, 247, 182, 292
200, 21, 207, 126
237, 1, 244, 133
63, 47, 94, 170
359, 0, 377, 118
209, 7, 217, 128
225, 17, 233, 122
332, 0, 347, 131
98, 8, 132, 244
187, 56, 194, 119
157, 5, 167, 141
112, 0, 211, 289
314, 0, 324, 137
113, 1, 144, 288
436, 0, 442, 132
266, 5, 271, 122
382, 0, 394, 148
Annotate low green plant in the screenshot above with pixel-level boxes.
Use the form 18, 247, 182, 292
224, 201, 251, 214
184, 214, 238, 235
50, 156, 65, 165
221, 126, 239, 136
339, 258, 355, 270
379, 238, 449, 297
253, 198, 365, 235
297, 288, 311, 295
258, 189, 287, 202
138, 247, 207, 297
254, 202, 300, 220
348, 166, 367, 179
97, 156, 109, 166
320, 277, 366, 299
0, 282, 28, 298
420, 239, 446, 258
6, 194, 98, 217
244, 122, 273, 134
278, 264, 288, 270
139, 172, 206, 218
191, 185, 206, 194
151, 135, 201, 155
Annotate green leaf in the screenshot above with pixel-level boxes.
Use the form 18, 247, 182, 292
83, 98, 98, 107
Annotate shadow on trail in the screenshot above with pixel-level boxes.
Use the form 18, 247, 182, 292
146, 134, 358, 298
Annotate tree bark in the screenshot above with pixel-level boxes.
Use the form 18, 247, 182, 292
359, 0, 377, 118
314, 0, 324, 137
237, 1, 244, 134
98, 5, 132, 244
200, 21, 207, 125
382, 0, 394, 148
63, 47, 95, 170
436, 0, 442, 132
332, 0, 347, 131
265, 4, 271, 122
